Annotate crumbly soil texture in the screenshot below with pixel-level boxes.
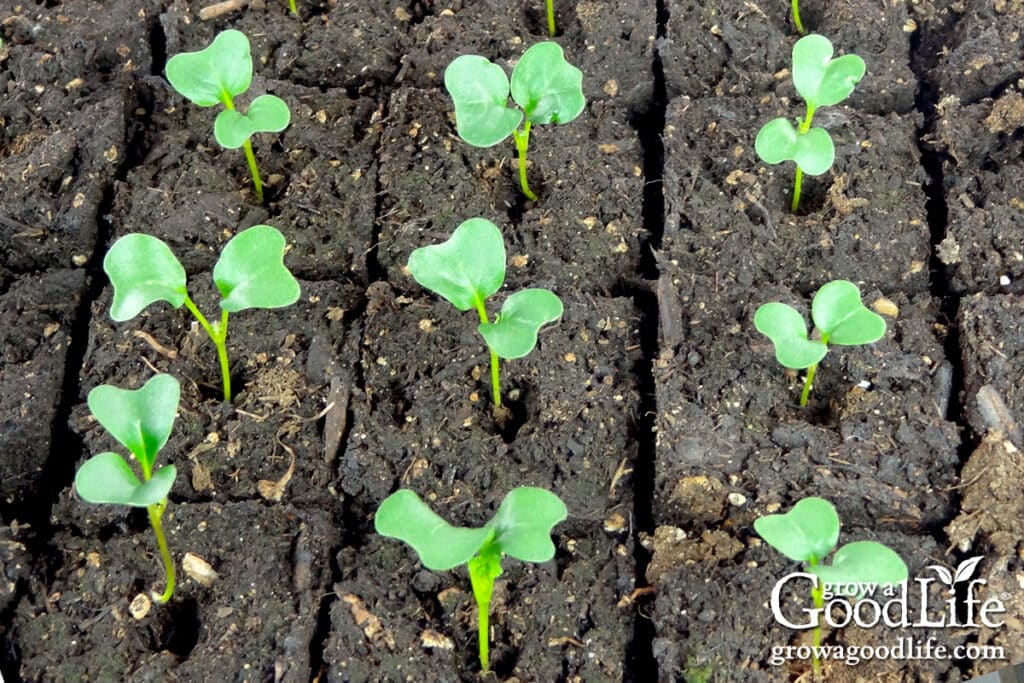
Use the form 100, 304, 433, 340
0, 0, 1022, 681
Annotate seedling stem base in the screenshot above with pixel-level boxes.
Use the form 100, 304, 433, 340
512, 124, 537, 201
474, 297, 503, 408
221, 92, 266, 203
798, 331, 828, 406
790, 103, 816, 213
546, 0, 556, 36
183, 296, 233, 401
147, 501, 177, 603
808, 555, 824, 677
792, 0, 805, 34
289, 0, 297, 14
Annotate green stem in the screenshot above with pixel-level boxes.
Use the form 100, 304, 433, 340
546, 0, 556, 36
473, 297, 502, 408
511, 123, 537, 201
809, 556, 823, 676
182, 296, 233, 402
289, 0, 298, 13
147, 501, 176, 604
799, 332, 828, 407
791, 103, 816, 213
220, 91, 265, 203
792, 0, 805, 34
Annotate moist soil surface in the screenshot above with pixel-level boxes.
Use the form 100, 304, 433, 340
1, 0, 1023, 681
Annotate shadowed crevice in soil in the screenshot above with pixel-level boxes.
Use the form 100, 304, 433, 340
622, 0, 669, 676
910, 19, 976, 677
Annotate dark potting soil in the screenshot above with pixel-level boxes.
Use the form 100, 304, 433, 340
2, 0, 1024, 680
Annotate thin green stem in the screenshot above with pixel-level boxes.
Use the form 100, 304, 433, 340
791, 165, 804, 214
511, 123, 537, 201
809, 556, 824, 677
182, 296, 233, 402
546, 0, 556, 36
799, 332, 829, 407
478, 597, 490, 671
792, 0, 805, 34
791, 103, 816, 213
799, 361, 816, 407
289, 0, 298, 13
147, 502, 176, 604
220, 91, 265, 203
473, 297, 502, 408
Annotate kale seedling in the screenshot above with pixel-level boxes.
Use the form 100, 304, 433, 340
445, 41, 585, 201
755, 34, 865, 212
754, 280, 885, 407
75, 374, 181, 603
407, 218, 563, 413
755, 496, 908, 675
104, 225, 300, 402
165, 29, 291, 203
375, 487, 567, 671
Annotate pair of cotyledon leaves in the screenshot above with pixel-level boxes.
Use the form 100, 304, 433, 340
445, 42, 585, 147
407, 218, 563, 359
755, 497, 908, 590
75, 374, 181, 508
165, 29, 290, 149
104, 225, 300, 322
375, 487, 567, 571
755, 34, 866, 175
754, 280, 885, 370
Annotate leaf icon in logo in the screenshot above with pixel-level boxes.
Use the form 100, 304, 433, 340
928, 565, 954, 586
953, 556, 984, 584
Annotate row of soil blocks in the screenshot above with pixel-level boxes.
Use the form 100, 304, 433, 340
3, 0, 656, 679
649, 0, 970, 680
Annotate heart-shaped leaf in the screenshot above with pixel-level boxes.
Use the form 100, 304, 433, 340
811, 280, 885, 345
375, 489, 492, 570
754, 118, 835, 176
75, 452, 177, 507
485, 486, 567, 563
407, 218, 506, 312
104, 234, 188, 322
511, 41, 585, 125
754, 496, 839, 564
213, 94, 291, 149
479, 289, 562, 359
792, 34, 866, 109
165, 29, 253, 107
810, 540, 908, 594
754, 302, 828, 370
213, 225, 301, 312
87, 374, 181, 474
445, 55, 523, 147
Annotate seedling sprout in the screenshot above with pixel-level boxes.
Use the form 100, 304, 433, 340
375, 487, 567, 671
445, 42, 585, 200
547, 0, 556, 36
755, 34, 864, 212
165, 29, 291, 203
74, 374, 182, 603
755, 496, 908, 675
407, 218, 563, 413
104, 225, 300, 402
754, 280, 885, 407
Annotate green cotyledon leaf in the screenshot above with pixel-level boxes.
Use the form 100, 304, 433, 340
165, 29, 253, 107
213, 225, 301, 312
479, 289, 562, 359
754, 496, 840, 564
213, 94, 291, 149
754, 302, 828, 370
407, 218, 506, 312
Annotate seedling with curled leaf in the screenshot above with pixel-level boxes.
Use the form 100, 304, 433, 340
74, 374, 181, 603
165, 29, 291, 203
445, 41, 585, 201
755, 34, 865, 212
754, 279, 885, 407
375, 487, 567, 672
407, 218, 562, 414
104, 225, 300, 402
755, 496, 908, 674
